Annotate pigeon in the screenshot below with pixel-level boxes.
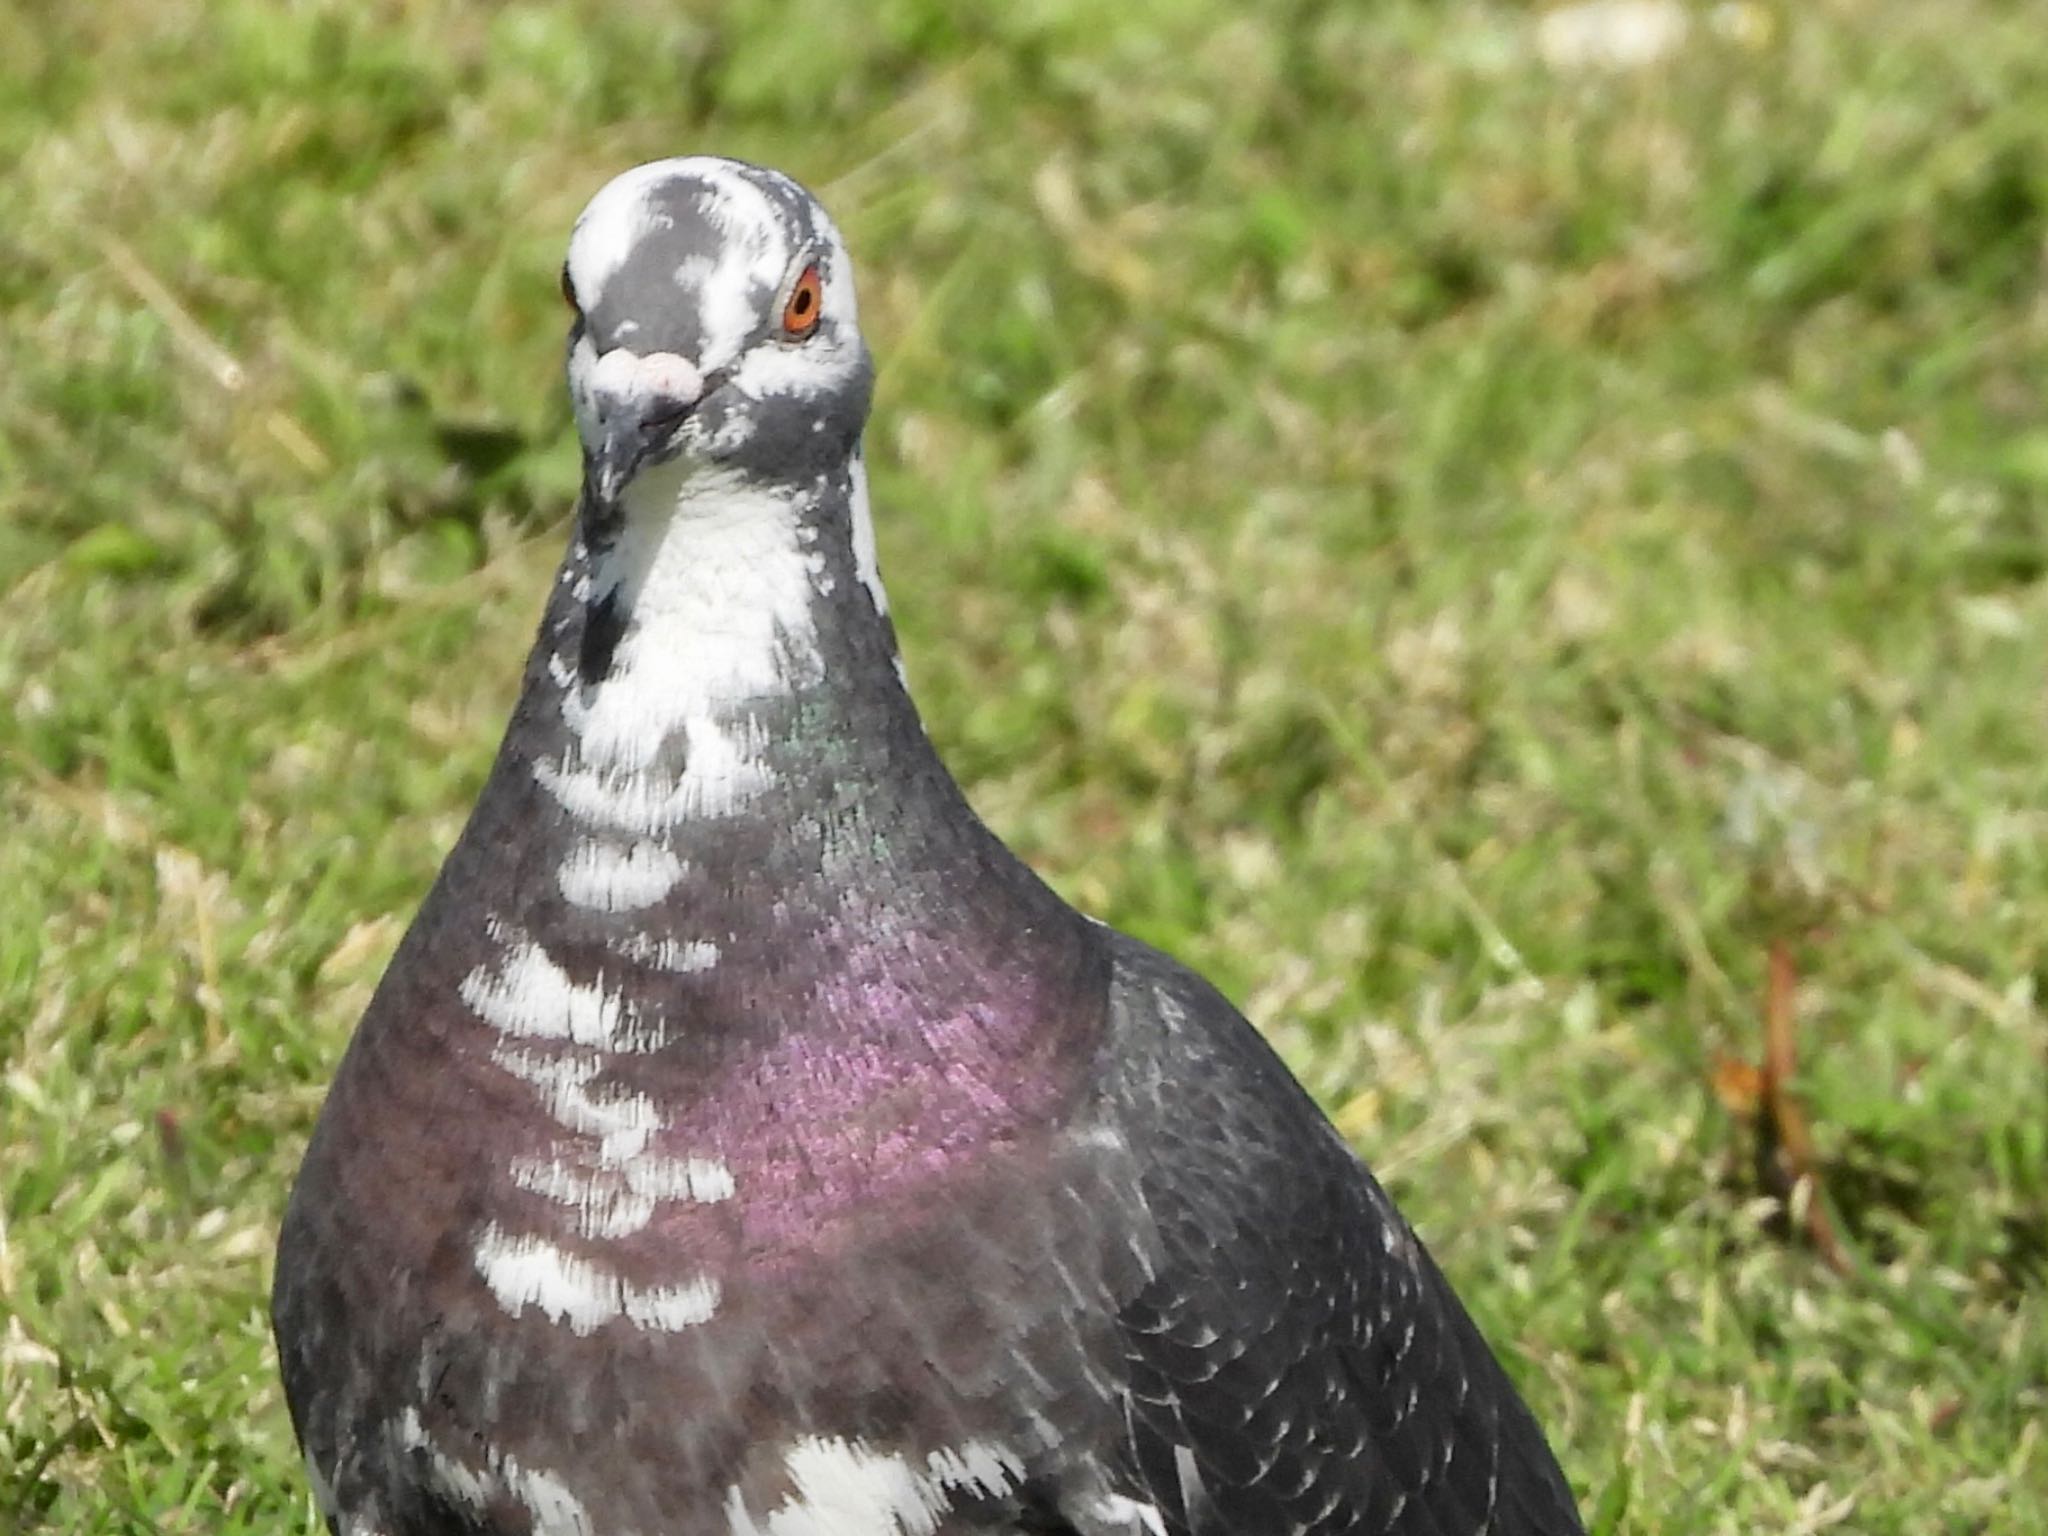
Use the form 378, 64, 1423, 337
272, 155, 1586, 1536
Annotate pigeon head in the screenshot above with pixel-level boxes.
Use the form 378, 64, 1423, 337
562, 157, 873, 516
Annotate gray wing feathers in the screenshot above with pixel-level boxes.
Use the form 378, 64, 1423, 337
1073, 936, 1583, 1536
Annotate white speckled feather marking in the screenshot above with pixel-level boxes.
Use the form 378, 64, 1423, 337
556, 838, 685, 911
565, 160, 683, 308
1081, 1494, 1169, 1536
724, 1436, 1022, 1536
473, 1224, 721, 1334
461, 941, 650, 1051
539, 468, 826, 831
396, 1408, 598, 1536
463, 922, 731, 1307
511, 1148, 733, 1240
847, 453, 890, 617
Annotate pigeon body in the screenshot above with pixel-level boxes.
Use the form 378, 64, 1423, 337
272, 157, 1585, 1536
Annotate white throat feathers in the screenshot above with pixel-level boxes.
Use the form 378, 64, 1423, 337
535, 456, 890, 837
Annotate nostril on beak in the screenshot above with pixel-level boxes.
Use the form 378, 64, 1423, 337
589, 349, 708, 417
638, 353, 706, 407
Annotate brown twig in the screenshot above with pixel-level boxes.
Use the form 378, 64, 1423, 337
1759, 938, 1852, 1276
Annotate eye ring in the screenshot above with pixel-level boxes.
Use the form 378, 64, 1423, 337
560, 263, 579, 313
781, 264, 823, 340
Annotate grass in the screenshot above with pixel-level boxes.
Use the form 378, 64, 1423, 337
3, 0, 2045, 1529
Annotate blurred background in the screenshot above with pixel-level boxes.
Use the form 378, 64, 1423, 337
3, 0, 2045, 1529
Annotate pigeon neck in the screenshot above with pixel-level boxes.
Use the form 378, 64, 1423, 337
574, 453, 896, 755
522, 450, 958, 869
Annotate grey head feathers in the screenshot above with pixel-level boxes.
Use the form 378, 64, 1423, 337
563, 156, 873, 512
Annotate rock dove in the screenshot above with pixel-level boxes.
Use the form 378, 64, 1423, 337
272, 156, 1586, 1536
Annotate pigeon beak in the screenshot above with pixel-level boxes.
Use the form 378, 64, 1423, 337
590, 414, 669, 511
586, 349, 709, 515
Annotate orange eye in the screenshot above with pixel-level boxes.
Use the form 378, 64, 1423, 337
560, 263, 578, 313
781, 264, 823, 339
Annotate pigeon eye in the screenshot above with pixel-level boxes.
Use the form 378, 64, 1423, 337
560, 263, 579, 314
781, 265, 823, 340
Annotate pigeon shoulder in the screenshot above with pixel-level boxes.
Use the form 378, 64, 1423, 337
1086, 927, 1352, 1177
1061, 927, 1586, 1536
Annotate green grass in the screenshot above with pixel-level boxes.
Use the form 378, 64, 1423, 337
4, 0, 2046, 1529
